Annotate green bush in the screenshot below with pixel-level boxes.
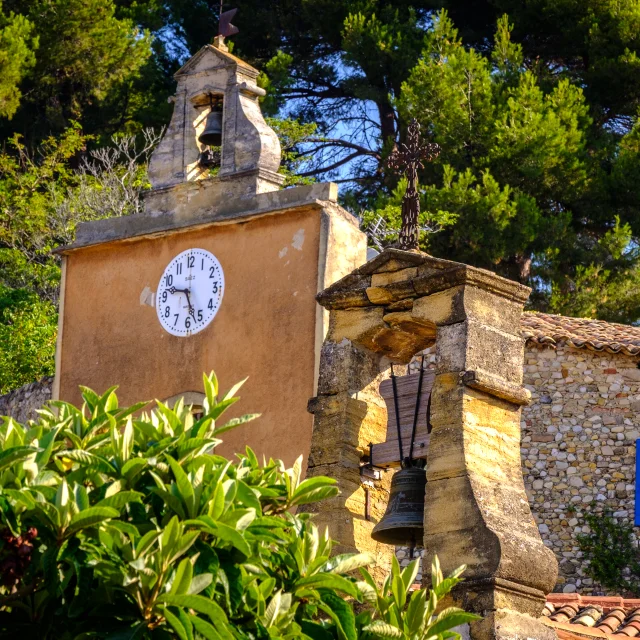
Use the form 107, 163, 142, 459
0, 372, 478, 638
577, 511, 640, 595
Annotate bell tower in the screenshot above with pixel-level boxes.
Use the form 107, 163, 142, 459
53, 36, 366, 469
146, 36, 284, 217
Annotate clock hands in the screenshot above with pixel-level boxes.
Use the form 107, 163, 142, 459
168, 286, 195, 318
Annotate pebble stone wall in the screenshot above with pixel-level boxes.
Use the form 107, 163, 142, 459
396, 342, 640, 594
0, 377, 53, 424
522, 342, 640, 594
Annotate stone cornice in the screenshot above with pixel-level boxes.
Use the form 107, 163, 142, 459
55, 182, 344, 254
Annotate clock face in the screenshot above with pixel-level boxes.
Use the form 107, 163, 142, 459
156, 248, 224, 336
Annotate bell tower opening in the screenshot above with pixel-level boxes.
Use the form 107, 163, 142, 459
197, 93, 224, 169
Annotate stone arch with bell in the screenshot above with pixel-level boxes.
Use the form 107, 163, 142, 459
306, 248, 559, 640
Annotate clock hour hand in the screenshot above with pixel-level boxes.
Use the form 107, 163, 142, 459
168, 286, 195, 317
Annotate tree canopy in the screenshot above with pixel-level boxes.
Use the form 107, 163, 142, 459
1, 0, 640, 392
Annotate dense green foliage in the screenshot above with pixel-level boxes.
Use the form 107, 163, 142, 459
2, 0, 640, 392
0, 372, 478, 637
577, 511, 640, 595
0, 287, 56, 394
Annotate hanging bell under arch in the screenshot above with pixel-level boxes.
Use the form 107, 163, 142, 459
371, 464, 426, 547
198, 97, 223, 147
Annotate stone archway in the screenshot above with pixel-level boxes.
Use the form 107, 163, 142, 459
306, 248, 558, 640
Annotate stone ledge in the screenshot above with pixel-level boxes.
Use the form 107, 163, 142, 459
56, 182, 342, 253
317, 249, 531, 310
462, 370, 532, 406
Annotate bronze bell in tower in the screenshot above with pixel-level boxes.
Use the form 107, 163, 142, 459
368, 358, 431, 549
371, 464, 426, 547
198, 96, 223, 147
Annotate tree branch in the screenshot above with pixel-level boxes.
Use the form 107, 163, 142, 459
297, 151, 367, 177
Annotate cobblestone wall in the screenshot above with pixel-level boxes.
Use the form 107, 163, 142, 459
0, 377, 53, 423
522, 343, 640, 594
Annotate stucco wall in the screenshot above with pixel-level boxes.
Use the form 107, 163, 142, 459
57, 205, 341, 468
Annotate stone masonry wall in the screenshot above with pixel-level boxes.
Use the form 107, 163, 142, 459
522, 343, 640, 594
0, 377, 53, 423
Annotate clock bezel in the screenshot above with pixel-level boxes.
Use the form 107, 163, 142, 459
155, 248, 224, 337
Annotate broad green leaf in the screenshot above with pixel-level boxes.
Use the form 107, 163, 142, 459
161, 606, 189, 640
177, 608, 195, 640
170, 557, 193, 595
318, 553, 374, 575
190, 616, 224, 640
169, 531, 200, 564
167, 456, 196, 517
362, 621, 404, 638
66, 506, 119, 535
222, 377, 247, 402
295, 574, 359, 598
58, 450, 116, 474
188, 573, 213, 595
158, 594, 228, 625
136, 530, 161, 559
215, 413, 261, 436
96, 491, 143, 510
427, 609, 481, 637
0, 446, 41, 472
319, 591, 357, 640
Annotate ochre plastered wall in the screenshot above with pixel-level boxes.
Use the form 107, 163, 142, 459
58, 207, 322, 466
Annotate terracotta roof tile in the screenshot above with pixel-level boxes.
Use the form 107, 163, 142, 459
543, 595, 640, 639
522, 312, 640, 356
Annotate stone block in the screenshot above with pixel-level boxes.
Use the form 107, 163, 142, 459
316, 339, 381, 396
371, 267, 418, 287
366, 279, 416, 305
328, 307, 385, 344
469, 610, 558, 640
436, 320, 525, 385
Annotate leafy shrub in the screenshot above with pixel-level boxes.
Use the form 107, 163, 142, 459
0, 372, 478, 638
577, 511, 640, 595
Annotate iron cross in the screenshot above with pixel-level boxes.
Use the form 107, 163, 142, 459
386, 119, 440, 250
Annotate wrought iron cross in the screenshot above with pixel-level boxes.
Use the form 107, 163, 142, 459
386, 119, 440, 250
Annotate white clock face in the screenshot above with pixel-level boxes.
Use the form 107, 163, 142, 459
156, 249, 224, 336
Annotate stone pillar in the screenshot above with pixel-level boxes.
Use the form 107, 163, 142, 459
306, 339, 397, 582
309, 249, 558, 639
417, 282, 558, 640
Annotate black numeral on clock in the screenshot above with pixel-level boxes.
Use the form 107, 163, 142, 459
185, 317, 191, 329
173, 314, 179, 326
197, 310, 203, 321
176, 263, 183, 275
164, 306, 170, 318
165, 274, 173, 286
212, 282, 219, 294
187, 256, 195, 268
208, 299, 213, 310
161, 291, 167, 303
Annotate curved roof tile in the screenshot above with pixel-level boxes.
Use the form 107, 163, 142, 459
522, 312, 640, 357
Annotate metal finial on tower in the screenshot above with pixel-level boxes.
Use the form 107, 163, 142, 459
386, 119, 440, 251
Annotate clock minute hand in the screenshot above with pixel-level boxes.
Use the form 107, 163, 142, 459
168, 286, 195, 317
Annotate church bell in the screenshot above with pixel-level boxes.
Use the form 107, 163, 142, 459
371, 465, 426, 547
198, 97, 223, 147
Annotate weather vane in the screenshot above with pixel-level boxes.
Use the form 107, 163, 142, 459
386, 119, 440, 251
218, 1, 239, 38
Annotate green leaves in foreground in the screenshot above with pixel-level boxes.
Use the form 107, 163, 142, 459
0, 370, 477, 638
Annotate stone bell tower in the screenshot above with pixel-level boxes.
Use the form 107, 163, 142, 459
53, 38, 366, 468
146, 37, 284, 208
307, 249, 559, 640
